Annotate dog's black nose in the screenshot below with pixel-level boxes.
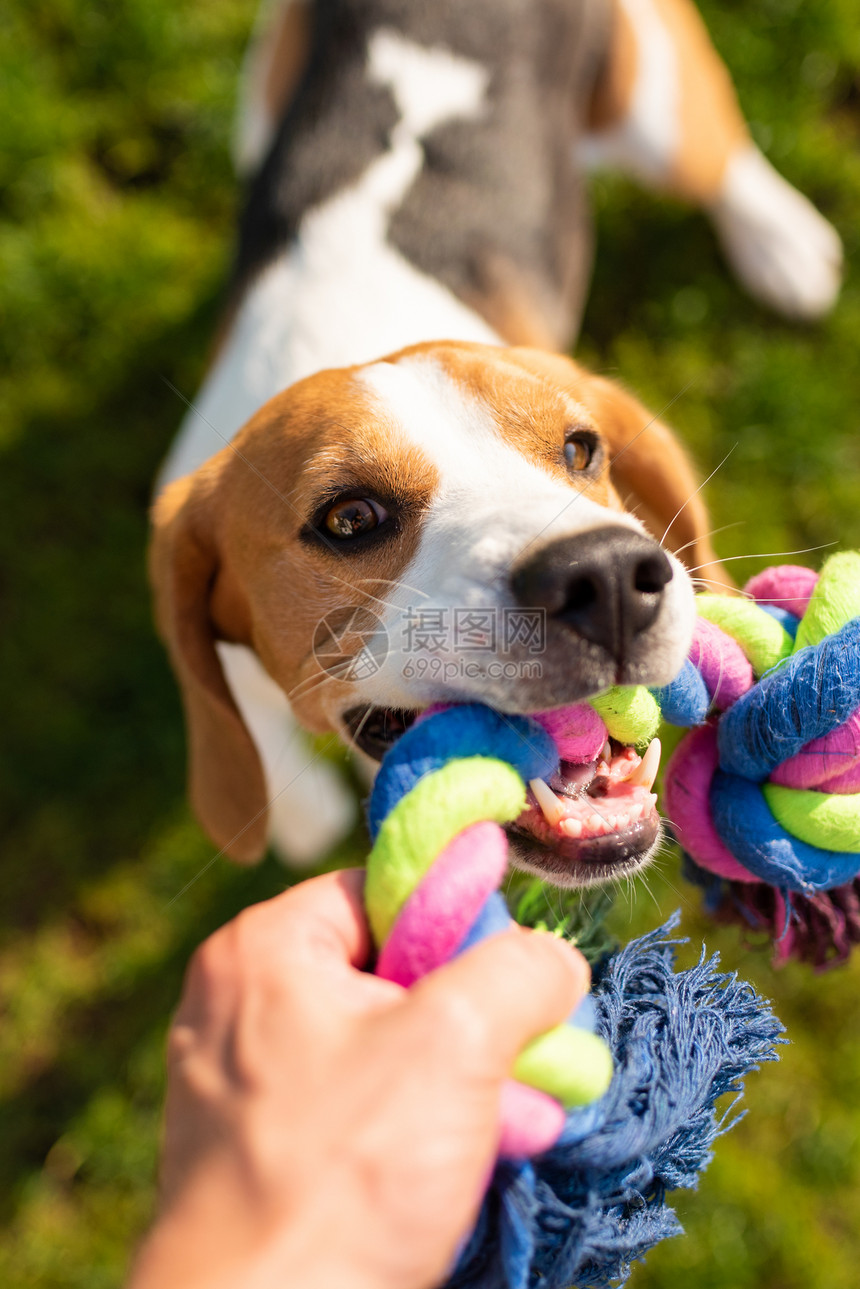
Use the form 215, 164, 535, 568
510, 527, 673, 663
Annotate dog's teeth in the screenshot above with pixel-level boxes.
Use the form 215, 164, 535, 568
560, 817, 583, 839
624, 737, 662, 791
529, 778, 567, 827
601, 739, 612, 763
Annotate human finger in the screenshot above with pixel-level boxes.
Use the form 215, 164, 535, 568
408, 926, 590, 1078
233, 867, 373, 970
171, 868, 372, 1052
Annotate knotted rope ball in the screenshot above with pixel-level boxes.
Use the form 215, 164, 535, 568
659, 551, 860, 966
362, 703, 781, 1288
366, 549, 860, 977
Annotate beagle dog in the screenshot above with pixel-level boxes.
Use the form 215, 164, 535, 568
152, 0, 841, 883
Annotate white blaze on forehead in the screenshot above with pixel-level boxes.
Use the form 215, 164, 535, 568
359, 355, 629, 586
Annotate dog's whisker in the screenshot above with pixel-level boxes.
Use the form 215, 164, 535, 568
325, 571, 404, 615
353, 575, 430, 601
637, 867, 662, 915
660, 443, 738, 547
691, 577, 756, 598
686, 540, 837, 574
345, 702, 379, 752
671, 520, 745, 560
650, 857, 689, 908
282, 667, 345, 708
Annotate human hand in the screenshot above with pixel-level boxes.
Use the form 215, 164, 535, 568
127, 869, 591, 1289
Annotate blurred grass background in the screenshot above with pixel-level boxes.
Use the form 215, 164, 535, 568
1, 0, 859, 1284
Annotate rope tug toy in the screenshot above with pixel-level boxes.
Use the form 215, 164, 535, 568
658, 551, 860, 967
364, 703, 781, 1289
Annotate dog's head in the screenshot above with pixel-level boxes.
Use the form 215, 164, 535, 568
151, 342, 727, 882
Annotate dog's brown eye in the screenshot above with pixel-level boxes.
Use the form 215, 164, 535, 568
564, 433, 595, 473
324, 498, 386, 540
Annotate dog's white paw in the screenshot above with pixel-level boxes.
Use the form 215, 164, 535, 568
266, 750, 357, 868
710, 146, 843, 320
218, 642, 357, 869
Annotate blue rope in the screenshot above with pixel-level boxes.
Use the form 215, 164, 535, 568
650, 658, 711, 727
367, 706, 556, 841
716, 617, 860, 782
710, 770, 860, 891
446, 918, 783, 1289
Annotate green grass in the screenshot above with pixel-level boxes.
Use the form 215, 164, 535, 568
2, 0, 860, 1284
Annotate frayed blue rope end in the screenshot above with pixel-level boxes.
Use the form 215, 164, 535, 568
446, 916, 784, 1289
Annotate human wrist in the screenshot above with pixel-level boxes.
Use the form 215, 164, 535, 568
128, 1183, 394, 1289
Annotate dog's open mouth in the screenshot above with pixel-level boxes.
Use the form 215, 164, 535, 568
343, 705, 661, 887
510, 739, 660, 887
344, 705, 419, 762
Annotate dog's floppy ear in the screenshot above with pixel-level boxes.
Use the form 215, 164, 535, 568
149, 471, 269, 862
506, 348, 733, 590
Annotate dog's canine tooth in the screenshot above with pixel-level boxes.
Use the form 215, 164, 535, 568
529, 777, 567, 827
623, 737, 662, 792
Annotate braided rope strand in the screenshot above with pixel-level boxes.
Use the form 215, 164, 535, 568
364, 705, 614, 1160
